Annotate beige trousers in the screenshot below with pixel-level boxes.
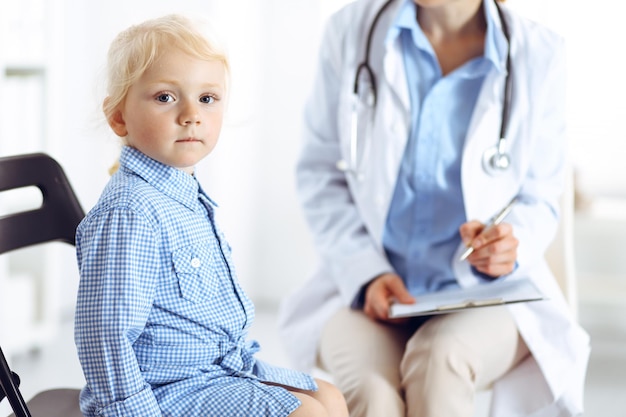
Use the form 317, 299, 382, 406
318, 307, 529, 417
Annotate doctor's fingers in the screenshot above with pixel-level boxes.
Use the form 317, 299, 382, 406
364, 295, 414, 324
470, 222, 515, 249
459, 220, 484, 245
364, 278, 393, 320
471, 254, 517, 277
467, 231, 518, 259
468, 240, 518, 277
363, 292, 390, 320
364, 274, 414, 321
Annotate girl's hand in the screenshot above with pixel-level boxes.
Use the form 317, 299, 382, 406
459, 221, 519, 277
363, 273, 415, 322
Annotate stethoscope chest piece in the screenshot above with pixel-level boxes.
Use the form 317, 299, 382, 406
482, 143, 511, 176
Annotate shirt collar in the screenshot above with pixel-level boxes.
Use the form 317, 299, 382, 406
386, 0, 430, 52
386, 0, 508, 73
118, 146, 217, 210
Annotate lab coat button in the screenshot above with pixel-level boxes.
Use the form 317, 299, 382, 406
191, 258, 201, 268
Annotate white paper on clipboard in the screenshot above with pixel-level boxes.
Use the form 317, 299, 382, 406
389, 278, 545, 319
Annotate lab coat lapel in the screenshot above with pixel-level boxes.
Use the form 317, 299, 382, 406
348, 12, 411, 242
375, 30, 411, 185
360, 37, 410, 242
382, 35, 410, 116
461, 69, 509, 220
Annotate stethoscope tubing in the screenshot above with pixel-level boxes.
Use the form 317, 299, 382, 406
352, 0, 396, 104
342, 0, 513, 178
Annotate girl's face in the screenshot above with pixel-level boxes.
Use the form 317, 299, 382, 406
109, 47, 226, 174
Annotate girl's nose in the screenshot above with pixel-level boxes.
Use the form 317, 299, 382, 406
179, 101, 201, 125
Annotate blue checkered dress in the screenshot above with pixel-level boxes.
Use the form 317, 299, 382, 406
74, 147, 316, 416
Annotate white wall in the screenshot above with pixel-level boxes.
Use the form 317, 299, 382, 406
508, 0, 626, 198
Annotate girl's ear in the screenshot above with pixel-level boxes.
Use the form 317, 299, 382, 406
104, 97, 128, 137
108, 110, 128, 138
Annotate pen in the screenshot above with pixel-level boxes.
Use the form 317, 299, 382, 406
459, 197, 518, 261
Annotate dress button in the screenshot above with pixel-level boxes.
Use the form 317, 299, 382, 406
191, 258, 201, 268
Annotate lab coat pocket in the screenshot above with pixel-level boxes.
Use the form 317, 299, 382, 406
173, 243, 219, 303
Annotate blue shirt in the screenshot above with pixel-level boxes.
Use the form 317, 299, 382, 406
382, 0, 507, 295
74, 147, 315, 417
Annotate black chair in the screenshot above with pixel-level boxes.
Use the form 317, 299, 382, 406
0, 153, 84, 417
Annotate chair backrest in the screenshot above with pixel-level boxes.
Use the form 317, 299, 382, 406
0, 153, 84, 254
0, 153, 84, 417
544, 167, 577, 318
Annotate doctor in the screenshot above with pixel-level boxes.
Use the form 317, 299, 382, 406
279, 0, 590, 416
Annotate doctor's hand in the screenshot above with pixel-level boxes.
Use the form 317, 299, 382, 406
364, 273, 415, 322
459, 221, 518, 278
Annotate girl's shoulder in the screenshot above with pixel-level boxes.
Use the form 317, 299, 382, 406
101, 172, 163, 209
81, 172, 173, 230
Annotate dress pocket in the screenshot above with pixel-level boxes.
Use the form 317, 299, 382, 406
172, 243, 219, 303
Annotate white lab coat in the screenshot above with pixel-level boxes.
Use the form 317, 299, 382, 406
278, 1, 590, 416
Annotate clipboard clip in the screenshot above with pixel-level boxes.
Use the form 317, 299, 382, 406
436, 298, 504, 311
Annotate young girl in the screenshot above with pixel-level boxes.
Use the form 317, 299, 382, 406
74, 14, 348, 417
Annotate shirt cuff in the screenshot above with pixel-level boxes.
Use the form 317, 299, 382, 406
350, 283, 368, 309
471, 261, 519, 281
97, 384, 160, 417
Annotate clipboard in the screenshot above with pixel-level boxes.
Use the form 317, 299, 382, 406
389, 278, 545, 319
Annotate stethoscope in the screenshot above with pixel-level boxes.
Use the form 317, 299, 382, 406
337, 0, 513, 179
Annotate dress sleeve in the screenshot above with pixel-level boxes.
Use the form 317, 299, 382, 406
74, 207, 161, 416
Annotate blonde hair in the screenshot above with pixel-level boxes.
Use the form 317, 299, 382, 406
103, 13, 230, 126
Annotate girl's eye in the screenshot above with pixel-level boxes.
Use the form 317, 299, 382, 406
199, 95, 215, 104
156, 93, 173, 103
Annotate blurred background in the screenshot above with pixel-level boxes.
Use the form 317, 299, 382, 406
0, 0, 624, 416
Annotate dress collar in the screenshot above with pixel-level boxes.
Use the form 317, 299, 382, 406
118, 146, 217, 210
